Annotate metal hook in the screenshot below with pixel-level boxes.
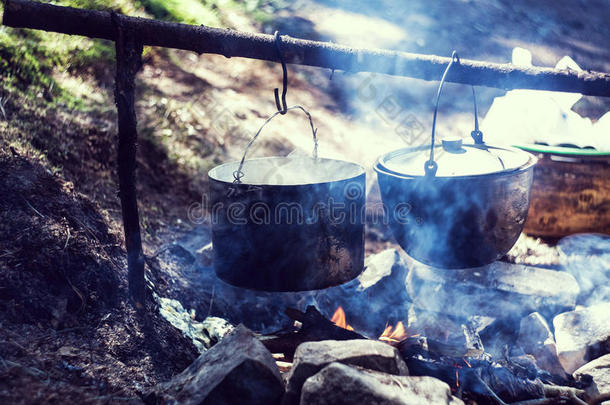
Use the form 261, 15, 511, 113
273, 31, 288, 114
471, 86, 483, 144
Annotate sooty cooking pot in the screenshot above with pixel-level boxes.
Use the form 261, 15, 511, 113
374, 52, 537, 269
208, 107, 365, 291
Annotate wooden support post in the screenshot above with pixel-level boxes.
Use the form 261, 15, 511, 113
112, 13, 146, 309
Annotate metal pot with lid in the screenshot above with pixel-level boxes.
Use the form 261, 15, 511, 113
375, 52, 537, 269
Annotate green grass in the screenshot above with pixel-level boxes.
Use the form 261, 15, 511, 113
0, 0, 284, 95
0, 0, 287, 155
139, 0, 220, 26
138, 0, 289, 27
0, 29, 58, 89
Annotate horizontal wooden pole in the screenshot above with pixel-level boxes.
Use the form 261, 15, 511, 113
3, 0, 610, 97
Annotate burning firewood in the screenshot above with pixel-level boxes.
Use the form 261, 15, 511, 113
260, 304, 596, 405
260, 306, 366, 360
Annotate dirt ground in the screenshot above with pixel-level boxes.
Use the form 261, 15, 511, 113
0, 0, 608, 403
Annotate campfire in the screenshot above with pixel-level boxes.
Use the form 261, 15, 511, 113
257, 283, 605, 404
2, 1, 608, 404
146, 233, 610, 405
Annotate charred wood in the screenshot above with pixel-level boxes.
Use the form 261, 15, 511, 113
404, 354, 588, 404
260, 306, 366, 360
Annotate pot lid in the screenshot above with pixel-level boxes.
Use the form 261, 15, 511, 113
377, 136, 533, 177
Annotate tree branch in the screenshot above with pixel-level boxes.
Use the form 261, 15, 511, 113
3, 0, 610, 96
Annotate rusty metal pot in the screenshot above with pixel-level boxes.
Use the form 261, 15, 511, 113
208, 107, 365, 291
374, 52, 537, 268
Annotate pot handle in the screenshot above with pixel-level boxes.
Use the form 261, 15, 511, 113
425, 51, 484, 177
232, 105, 319, 183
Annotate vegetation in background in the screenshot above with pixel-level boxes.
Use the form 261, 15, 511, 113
0, 0, 285, 107
0, 0, 288, 230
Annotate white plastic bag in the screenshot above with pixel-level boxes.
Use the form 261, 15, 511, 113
481, 47, 609, 151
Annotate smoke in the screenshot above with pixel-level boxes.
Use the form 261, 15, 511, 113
558, 234, 610, 307
160, 1, 610, 370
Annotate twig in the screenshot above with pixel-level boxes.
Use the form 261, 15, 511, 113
64, 273, 86, 312
0, 339, 27, 352
543, 385, 587, 400
568, 390, 589, 405
73, 217, 121, 270
509, 386, 590, 405
474, 371, 508, 405
588, 393, 610, 405
23, 198, 44, 218
0, 355, 9, 371
0, 94, 9, 120
147, 245, 171, 260
3, 359, 49, 381
112, 11, 146, 309
91, 394, 136, 401
63, 226, 71, 250
206, 283, 215, 319
508, 399, 558, 405
37, 326, 89, 340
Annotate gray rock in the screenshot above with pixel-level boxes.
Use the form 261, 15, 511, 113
300, 362, 463, 405
358, 249, 409, 292
200, 316, 235, 347
406, 259, 579, 319
283, 339, 408, 404
574, 354, 610, 404
554, 303, 610, 374
519, 313, 554, 347
517, 312, 565, 376
195, 241, 214, 267
559, 234, 610, 306
147, 324, 284, 405
157, 296, 234, 352
407, 306, 484, 358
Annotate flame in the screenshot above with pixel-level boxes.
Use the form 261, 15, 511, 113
378, 321, 407, 343
331, 306, 354, 331
330, 307, 408, 343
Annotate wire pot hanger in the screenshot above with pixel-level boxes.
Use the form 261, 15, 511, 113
425, 50, 501, 177
231, 31, 319, 184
